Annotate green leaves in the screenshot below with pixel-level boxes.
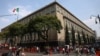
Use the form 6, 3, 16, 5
8, 23, 22, 36
2, 15, 62, 42
28, 15, 62, 40
28, 15, 62, 33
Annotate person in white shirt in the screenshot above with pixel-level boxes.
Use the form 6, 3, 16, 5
20, 48, 26, 56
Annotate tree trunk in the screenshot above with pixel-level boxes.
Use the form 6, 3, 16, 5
37, 32, 40, 41
45, 30, 49, 46
29, 32, 32, 42
20, 35, 23, 43
5, 36, 8, 43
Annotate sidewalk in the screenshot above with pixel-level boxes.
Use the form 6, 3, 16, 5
25, 52, 42, 56
25, 53, 66, 56
25, 52, 96, 56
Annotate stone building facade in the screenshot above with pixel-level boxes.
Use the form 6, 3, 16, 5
1, 2, 95, 47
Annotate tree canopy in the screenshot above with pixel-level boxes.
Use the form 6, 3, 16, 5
1, 15, 62, 45
28, 15, 62, 40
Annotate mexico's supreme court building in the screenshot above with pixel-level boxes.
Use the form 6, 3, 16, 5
2, 1, 95, 47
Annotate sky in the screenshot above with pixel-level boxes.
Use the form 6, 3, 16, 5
0, 0, 100, 38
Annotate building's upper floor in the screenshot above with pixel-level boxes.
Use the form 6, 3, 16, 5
1, 1, 95, 35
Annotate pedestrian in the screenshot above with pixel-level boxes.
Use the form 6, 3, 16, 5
7, 46, 13, 56
53, 47, 57, 53
86, 47, 89, 56
36, 46, 40, 53
7, 52, 13, 56
56, 46, 59, 53
21, 52, 25, 56
91, 47, 96, 55
62, 47, 65, 54
20, 48, 26, 56
79, 46, 83, 55
16, 47, 21, 56
65, 45, 69, 56
12, 46, 16, 54
75, 46, 80, 56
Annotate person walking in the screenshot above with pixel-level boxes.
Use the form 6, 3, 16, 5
91, 47, 96, 56
36, 46, 40, 53
65, 45, 69, 56
20, 48, 26, 56
16, 47, 21, 56
75, 46, 80, 56
7, 46, 13, 56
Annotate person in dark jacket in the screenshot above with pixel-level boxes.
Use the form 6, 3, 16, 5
16, 47, 21, 56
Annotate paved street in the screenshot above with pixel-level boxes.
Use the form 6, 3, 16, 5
25, 52, 96, 56
0, 49, 9, 56
0, 50, 96, 56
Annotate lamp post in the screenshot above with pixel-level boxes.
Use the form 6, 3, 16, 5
90, 14, 100, 24
90, 15, 100, 38
90, 14, 100, 46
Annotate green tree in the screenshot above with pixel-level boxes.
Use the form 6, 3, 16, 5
18, 24, 28, 43
0, 32, 2, 39
86, 35, 89, 45
8, 23, 20, 37
1, 29, 10, 43
0, 32, 4, 43
91, 36, 95, 45
82, 31, 87, 45
8, 23, 23, 46
28, 15, 62, 44
72, 26, 75, 46
0, 32, 3, 40
93, 37, 96, 44
77, 32, 81, 45
65, 25, 70, 45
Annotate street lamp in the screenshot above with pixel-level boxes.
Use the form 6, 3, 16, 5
90, 14, 100, 46
90, 14, 100, 24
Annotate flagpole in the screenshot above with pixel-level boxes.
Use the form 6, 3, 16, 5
17, 12, 19, 21
17, 8, 19, 21
13, 8, 19, 21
